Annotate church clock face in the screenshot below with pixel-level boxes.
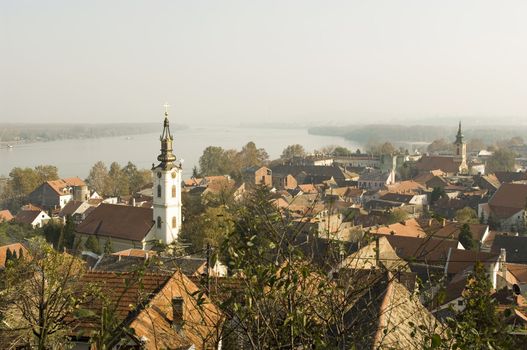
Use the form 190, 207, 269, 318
157, 172, 162, 179
171, 172, 176, 179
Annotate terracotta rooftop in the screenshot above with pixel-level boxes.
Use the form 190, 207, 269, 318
0, 209, 14, 222
488, 183, 527, 219
416, 156, 461, 173
371, 219, 427, 238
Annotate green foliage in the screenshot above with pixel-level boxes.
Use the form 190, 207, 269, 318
455, 207, 479, 224
458, 223, 475, 250
487, 148, 517, 173
280, 144, 306, 159
387, 208, 409, 224
1, 237, 91, 349
0, 221, 42, 246
427, 138, 455, 154
84, 235, 101, 254
332, 146, 353, 157
419, 262, 517, 349
366, 141, 396, 155
103, 239, 113, 255
86, 161, 151, 197
0, 165, 59, 207
198, 142, 269, 178
431, 187, 447, 204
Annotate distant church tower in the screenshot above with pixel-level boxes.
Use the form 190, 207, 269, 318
151, 108, 182, 245
454, 121, 468, 173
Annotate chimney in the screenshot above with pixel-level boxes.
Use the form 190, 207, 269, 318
172, 297, 184, 332
132, 197, 136, 207
428, 219, 432, 227
442, 218, 446, 227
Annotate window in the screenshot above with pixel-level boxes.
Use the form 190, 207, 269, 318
157, 185, 162, 198
172, 185, 176, 198
457, 300, 464, 306
172, 216, 177, 228
157, 216, 161, 228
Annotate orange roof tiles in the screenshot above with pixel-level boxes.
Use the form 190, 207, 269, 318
371, 219, 427, 238
0, 209, 14, 222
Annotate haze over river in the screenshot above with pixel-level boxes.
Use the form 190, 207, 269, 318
0, 126, 360, 179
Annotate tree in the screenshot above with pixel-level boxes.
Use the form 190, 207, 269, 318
458, 223, 475, 250
467, 138, 486, 153
199, 146, 230, 176
455, 207, 479, 224
34, 165, 59, 184
106, 162, 129, 197
237, 141, 269, 169
486, 148, 516, 173
447, 262, 516, 348
427, 139, 455, 154
387, 208, 409, 224
86, 161, 109, 194
366, 141, 396, 155
103, 239, 113, 254
280, 144, 306, 159
1, 238, 91, 349
332, 146, 353, 157
431, 187, 447, 204
84, 235, 101, 254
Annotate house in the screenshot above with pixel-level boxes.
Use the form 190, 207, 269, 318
58, 200, 100, 224
479, 183, 527, 231
431, 222, 490, 248
72, 270, 222, 349
357, 169, 395, 189
14, 208, 50, 228
0, 209, 14, 222
494, 171, 527, 184
27, 177, 88, 210
378, 192, 428, 206
242, 166, 272, 187
75, 203, 154, 251
370, 218, 427, 238
491, 235, 527, 264
270, 164, 348, 187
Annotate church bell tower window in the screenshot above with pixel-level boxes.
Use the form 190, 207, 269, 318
157, 185, 162, 198
157, 216, 162, 228
172, 185, 177, 198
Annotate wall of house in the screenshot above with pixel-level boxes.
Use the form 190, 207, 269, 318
254, 167, 272, 187
75, 233, 142, 253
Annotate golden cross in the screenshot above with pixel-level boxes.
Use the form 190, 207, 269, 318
163, 102, 171, 116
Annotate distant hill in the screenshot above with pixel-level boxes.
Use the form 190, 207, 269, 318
308, 124, 527, 144
0, 123, 187, 143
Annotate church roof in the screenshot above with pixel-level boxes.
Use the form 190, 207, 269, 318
76, 203, 154, 242
416, 156, 461, 173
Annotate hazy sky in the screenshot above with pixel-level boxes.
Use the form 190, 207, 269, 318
2, 1, 527, 125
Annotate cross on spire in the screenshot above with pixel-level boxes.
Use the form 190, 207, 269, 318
163, 102, 171, 116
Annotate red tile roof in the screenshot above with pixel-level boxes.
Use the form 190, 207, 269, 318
416, 156, 461, 173
489, 183, 527, 219
0, 209, 14, 222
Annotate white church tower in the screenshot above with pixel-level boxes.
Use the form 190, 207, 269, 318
150, 107, 182, 245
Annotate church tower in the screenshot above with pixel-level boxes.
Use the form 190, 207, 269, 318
454, 121, 468, 173
151, 107, 182, 245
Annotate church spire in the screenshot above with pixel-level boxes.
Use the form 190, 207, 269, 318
156, 104, 176, 169
455, 121, 464, 145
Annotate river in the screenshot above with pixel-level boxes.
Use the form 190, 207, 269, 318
0, 126, 360, 179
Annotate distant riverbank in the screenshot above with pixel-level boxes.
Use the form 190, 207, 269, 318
0, 123, 187, 145
0, 126, 361, 179
308, 124, 527, 145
